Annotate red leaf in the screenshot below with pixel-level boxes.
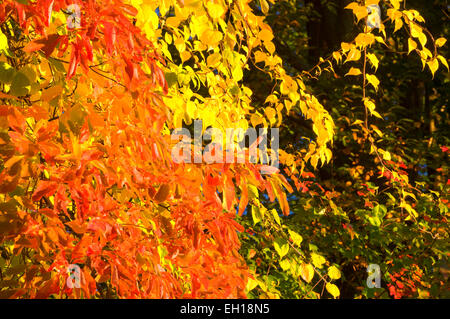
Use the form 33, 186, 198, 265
71, 235, 91, 263
238, 183, 248, 216
67, 43, 80, 79
43, 0, 55, 27
103, 21, 116, 55
66, 220, 87, 235
15, 3, 26, 28
123, 55, 139, 85
32, 180, 58, 202
35, 276, 59, 299
23, 34, 61, 57
23, 41, 45, 53
121, 4, 139, 16
7, 107, 26, 134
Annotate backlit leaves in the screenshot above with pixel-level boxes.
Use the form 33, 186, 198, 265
0, 0, 447, 300
326, 283, 340, 298
300, 263, 315, 283
274, 238, 289, 258
366, 74, 380, 91
345, 67, 362, 77
328, 266, 341, 280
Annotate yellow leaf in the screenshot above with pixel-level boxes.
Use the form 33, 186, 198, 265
206, 2, 225, 20
436, 37, 447, 48
279, 259, 291, 271
375, 36, 386, 45
288, 229, 303, 246
300, 263, 314, 283
180, 50, 191, 62
332, 51, 342, 63
364, 98, 382, 118
346, 4, 368, 21
410, 23, 422, 38
364, 98, 375, 112
427, 59, 439, 77
355, 33, 375, 48
390, 0, 400, 10
260, 0, 270, 14
421, 47, 432, 59
206, 52, 221, 67
254, 51, 267, 63
0, 30, 8, 52
274, 239, 289, 258
325, 148, 332, 163
271, 209, 281, 225
164, 33, 172, 45
232, 65, 243, 81
345, 67, 362, 76
328, 265, 341, 280
265, 41, 275, 55
437, 55, 449, 71
345, 2, 359, 11
259, 29, 274, 42
200, 30, 223, 48
246, 278, 259, 291
341, 42, 353, 52
250, 113, 263, 127
394, 17, 403, 32
326, 283, 340, 298
367, 53, 379, 71
265, 94, 278, 104
345, 48, 361, 62
418, 32, 427, 48
366, 74, 380, 91
311, 253, 326, 269
370, 124, 383, 137
166, 16, 181, 29
408, 38, 417, 54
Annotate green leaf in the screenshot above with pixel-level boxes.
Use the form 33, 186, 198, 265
229, 85, 240, 96
164, 72, 178, 87
20, 66, 37, 83
271, 209, 281, 226
48, 57, 66, 73
9, 71, 31, 97
251, 205, 263, 225
279, 259, 291, 271
288, 229, 303, 247
248, 184, 259, 199
246, 278, 258, 291
274, 238, 289, 258
0, 62, 16, 84
373, 204, 387, 218
368, 216, 381, 227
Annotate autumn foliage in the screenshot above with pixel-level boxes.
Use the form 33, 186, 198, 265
0, 0, 448, 299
